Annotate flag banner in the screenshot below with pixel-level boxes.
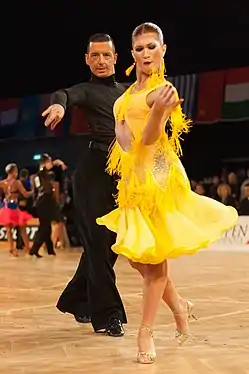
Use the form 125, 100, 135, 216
35, 93, 50, 137
168, 74, 198, 119
222, 67, 249, 122
195, 70, 226, 124
1, 108, 18, 126
16, 95, 40, 138
70, 107, 90, 135
0, 98, 19, 111
0, 98, 19, 138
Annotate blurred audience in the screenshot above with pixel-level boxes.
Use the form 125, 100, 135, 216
191, 167, 249, 215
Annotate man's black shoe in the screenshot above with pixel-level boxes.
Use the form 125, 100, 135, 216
74, 315, 91, 324
106, 318, 124, 337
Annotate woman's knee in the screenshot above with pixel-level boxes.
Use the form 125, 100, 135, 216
145, 262, 168, 281
129, 260, 145, 275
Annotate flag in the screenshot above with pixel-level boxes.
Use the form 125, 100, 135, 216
222, 67, 249, 122
0, 98, 19, 138
70, 107, 90, 135
195, 70, 226, 124
1, 108, 18, 126
17, 95, 40, 138
167, 74, 197, 119
35, 93, 50, 137
0, 98, 19, 111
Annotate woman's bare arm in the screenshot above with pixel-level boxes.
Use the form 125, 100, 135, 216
142, 85, 182, 145
17, 180, 33, 199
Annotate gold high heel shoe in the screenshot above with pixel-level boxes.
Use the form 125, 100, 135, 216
137, 325, 156, 364
174, 300, 197, 345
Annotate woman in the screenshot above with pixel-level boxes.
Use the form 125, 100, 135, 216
0, 164, 33, 256
16, 168, 33, 250
97, 22, 238, 364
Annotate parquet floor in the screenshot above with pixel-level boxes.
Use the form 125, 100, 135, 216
0, 247, 249, 373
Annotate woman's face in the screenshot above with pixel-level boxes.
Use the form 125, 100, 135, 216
132, 32, 166, 76
12, 167, 18, 179
220, 186, 229, 197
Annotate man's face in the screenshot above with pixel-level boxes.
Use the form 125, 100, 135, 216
85, 41, 117, 77
244, 186, 249, 198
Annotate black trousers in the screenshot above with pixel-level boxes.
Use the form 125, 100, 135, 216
16, 227, 24, 249
30, 217, 54, 254
56, 146, 127, 331
30, 195, 56, 254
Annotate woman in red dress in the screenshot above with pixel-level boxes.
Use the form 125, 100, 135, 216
0, 163, 33, 256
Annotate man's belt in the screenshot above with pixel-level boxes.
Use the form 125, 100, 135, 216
88, 140, 110, 152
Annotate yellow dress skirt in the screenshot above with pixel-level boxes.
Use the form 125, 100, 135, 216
96, 136, 238, 265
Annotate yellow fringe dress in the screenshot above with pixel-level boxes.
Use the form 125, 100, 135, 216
96, 79, 238, 264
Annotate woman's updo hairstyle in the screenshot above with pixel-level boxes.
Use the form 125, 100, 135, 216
131, 22, 164, 45
5, 163, 17, 175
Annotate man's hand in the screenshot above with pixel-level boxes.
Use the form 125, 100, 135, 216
53, 159, 67, 170
42, 104, 65, 130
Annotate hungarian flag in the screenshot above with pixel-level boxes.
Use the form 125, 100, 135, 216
195, 70, 226, 124
168, 73, 198, 119
222, 67, 249, 122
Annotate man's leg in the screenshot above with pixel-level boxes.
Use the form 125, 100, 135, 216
57, 148, 127, 334
30, 218, 49, 257
75, 195, 126, 333
56, 248, 90, 319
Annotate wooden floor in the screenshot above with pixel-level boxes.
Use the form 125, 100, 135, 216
1, 247, 249, 373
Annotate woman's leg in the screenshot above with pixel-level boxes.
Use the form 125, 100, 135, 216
6, 225, 17, 256
130, 260, 190, 338
51, 222, 60, 248
19, 225, 30, 253
133, 261, 167, 363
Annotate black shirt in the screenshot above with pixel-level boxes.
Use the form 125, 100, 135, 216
35, 168, 54, 196
239, 198, 249, 215
50, 74, 126, 146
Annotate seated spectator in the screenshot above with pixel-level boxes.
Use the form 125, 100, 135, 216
217, 183, 238, 209
228, 172, 240, 201
195, 183, 205, 195
208, 175, 220, 200
239, 183, 249, 215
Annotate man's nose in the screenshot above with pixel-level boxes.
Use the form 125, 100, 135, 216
98, 54, 105, 63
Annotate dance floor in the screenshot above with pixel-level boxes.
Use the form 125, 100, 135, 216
1, 247, 249, 373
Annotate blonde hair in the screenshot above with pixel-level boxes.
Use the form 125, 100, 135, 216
217, 183, 231, 197
132, 22, 164, 45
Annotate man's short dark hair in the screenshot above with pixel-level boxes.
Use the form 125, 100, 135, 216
87, 33, 115, 52
40, 153, 51, 165
19, 168, 29, 179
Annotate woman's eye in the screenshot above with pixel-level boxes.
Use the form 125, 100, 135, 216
135, 47, 143, 52
148, 44, 156, 50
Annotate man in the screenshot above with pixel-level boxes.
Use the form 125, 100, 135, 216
42, 33, 127, 337
29, 154, 66, 257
